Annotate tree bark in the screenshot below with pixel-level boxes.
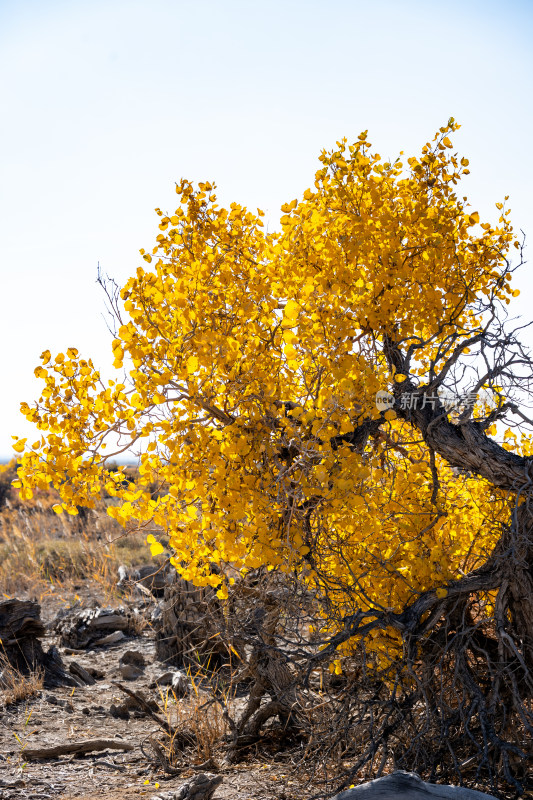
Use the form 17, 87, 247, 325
0, 599, 77, 688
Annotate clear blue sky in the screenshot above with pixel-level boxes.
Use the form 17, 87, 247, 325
1, 0, 532, 459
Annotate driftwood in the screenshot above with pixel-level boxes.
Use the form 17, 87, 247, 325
154, 578, 233, 668
332, 772, 497, 800
53, 605, 134, 649
151, 773, 223, 800
68, 660, 97, 685
0, 599, 77, 688
23, 738, 135, 759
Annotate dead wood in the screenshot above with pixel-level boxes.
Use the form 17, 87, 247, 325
142, 735, 181, 775
112, 679, 196, 752
54, 605, 135, 650
23, 738, 135, 759
0, 599, 77, 688
154, 577, 234, 668
112, 680, 176, 736
68, 661, 96, 685
233, 596, 298, 738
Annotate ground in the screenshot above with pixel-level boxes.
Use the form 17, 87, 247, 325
0, 473, 326, 800
0, 591, 321, 800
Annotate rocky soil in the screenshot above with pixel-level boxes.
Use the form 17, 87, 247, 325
0, 591, 317, 800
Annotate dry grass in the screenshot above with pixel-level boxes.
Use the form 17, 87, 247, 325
0, 462, 165, 599
156, 677, 228, 765
0, 655, 44, 706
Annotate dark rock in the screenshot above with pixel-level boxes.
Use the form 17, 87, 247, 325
152, 773, 223, 800
331, 772, 497, 800
119, 650, 146, 668
109, 702, 130, 720
119, 663, 142, 681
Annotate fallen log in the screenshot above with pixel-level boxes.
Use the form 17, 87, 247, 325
23, 738, 135, 759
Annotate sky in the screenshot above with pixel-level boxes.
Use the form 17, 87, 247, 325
1, 0, 532, 459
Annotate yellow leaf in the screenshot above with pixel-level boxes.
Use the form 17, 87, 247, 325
186, 356, 198, 374
284, 300, 299, 321
150, 541, 165, 557
284, 344, 298, 360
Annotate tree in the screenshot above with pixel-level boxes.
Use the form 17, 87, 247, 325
14, 119, 533, 792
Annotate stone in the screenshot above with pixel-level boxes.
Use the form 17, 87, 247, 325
331, 772, 497, 800
171, 670, 190, 696
109, 703, 130, 720
120, 662, 143, 680
119, 649, 146, 668
97, 630, 126, 646
150, 669, 190, 696
119, 649, 146, 680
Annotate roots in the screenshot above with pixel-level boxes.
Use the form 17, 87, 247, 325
155, 565, 533, 796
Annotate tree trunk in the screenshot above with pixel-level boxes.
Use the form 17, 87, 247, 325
154, 577, 233, 668
0, 599, 77, 688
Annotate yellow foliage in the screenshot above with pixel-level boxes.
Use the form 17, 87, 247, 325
15, 122, 518, 660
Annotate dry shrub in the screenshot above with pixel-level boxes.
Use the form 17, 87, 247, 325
0, 654, 43, 706
151, 571, 532, 798
157, 681, 228, 765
